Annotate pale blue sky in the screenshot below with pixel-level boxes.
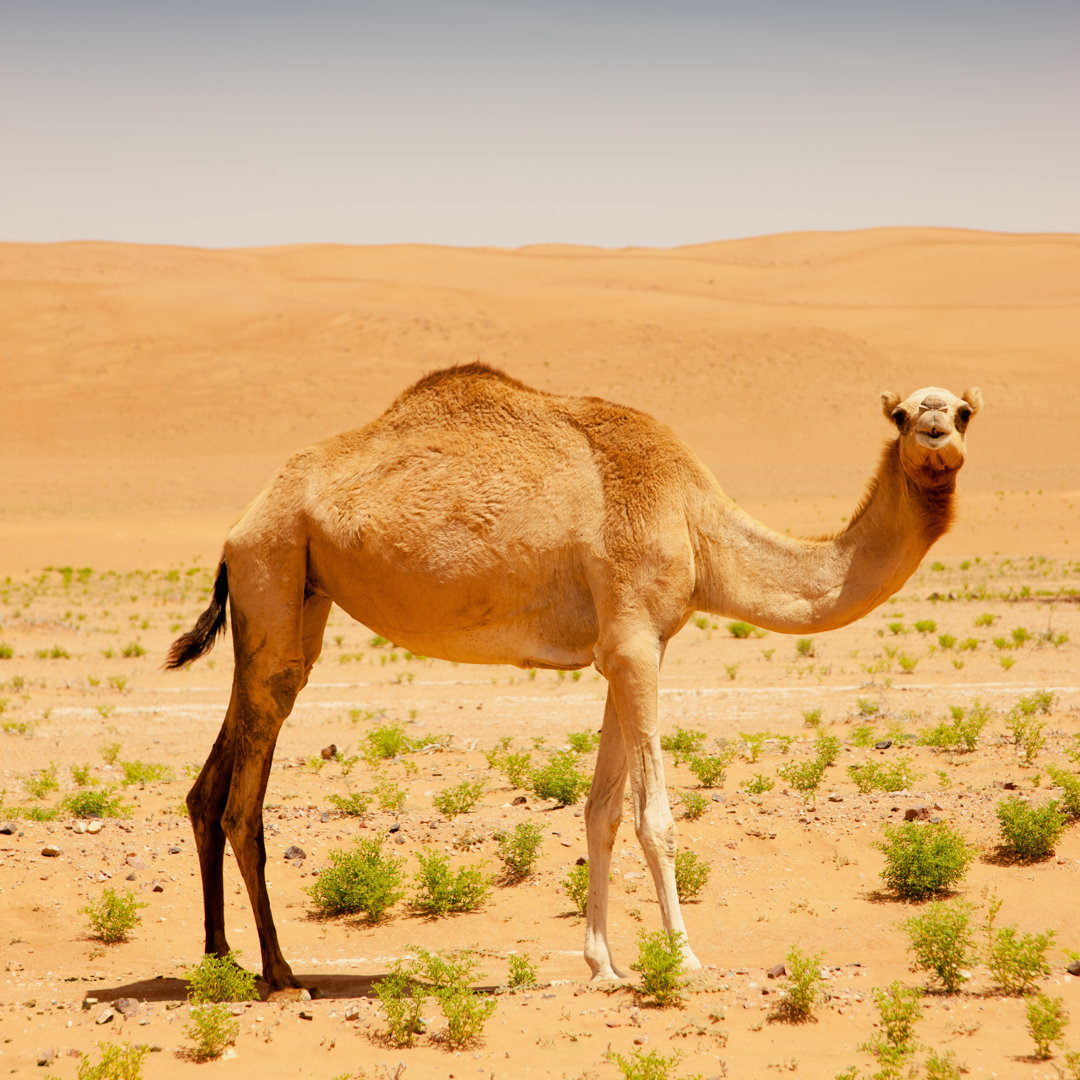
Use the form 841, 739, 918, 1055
2, 0, 1077, 247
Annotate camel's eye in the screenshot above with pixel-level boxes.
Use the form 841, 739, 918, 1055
956, 406, 972, 426
891, 407, 907, 430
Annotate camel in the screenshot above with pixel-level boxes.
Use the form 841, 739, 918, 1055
167, 363, 981, 993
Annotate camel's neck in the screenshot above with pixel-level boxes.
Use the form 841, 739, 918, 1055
691, 441, 955, 634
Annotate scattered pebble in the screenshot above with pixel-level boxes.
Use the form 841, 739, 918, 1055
41, 844, 61, 858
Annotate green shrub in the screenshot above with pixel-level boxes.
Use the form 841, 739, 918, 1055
411, 849, 492, 915
306, 838, 405, 921
875, 821, 974, 900
118, 759, 175, 786
1026, 994, 1068, 1059
859, 982, 922, 1070
121, 641, 146, 658
1045, 765, 1080, 819
779, 757, 826, 800
903, 900, 977, 993
680, 790, 708, 819
688, 746, 734, 788
432, 778, 485, 817
99, 740, 122, 765
530, 750, 590, 805
995, 796, 1067, 861
70, 762, 96, 787
914, 619, 936, 634
674, 849, 710, 901
374, 964, 426, 1046
61, 787, 130, 818
771, 946, 824, 1022
185, 951, 259, 1003
365, 723, 412, 761
184, 1003, 238, 1061
507, 952, 538, 988
438, 981, 498, 1048
75, 1041, 148, 1080
631, 929, 687, 1007
327, 790, 372, 816
983, 896, 1055, 994
563, 861, 589, 915
81, 888, 147, 944
567, 730, 600, 753
741, 773, 774, 795
727, 621, 756, 638
918, 703, 990, 753
660, 727, 706, 766
23, 763, 59, 800
924, 1049, 966, 1080
608, 1047, 686, 1080
795, 637, 815, 657
847, 757, 917, 794
495, 821, 543, 881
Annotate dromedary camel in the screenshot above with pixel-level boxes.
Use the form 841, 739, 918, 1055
168, 363, 981, 993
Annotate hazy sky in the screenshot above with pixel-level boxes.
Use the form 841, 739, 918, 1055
2, 0, 1077, 248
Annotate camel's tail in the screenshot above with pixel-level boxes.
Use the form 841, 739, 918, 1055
165, 560, 229, 669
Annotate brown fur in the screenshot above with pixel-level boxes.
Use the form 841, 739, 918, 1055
170, 366, 979, 993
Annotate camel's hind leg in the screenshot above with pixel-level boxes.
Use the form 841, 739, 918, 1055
199, 546, 331, 993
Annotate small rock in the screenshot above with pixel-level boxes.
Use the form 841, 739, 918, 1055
74, 821, 88, 834
388, 823, 400, 833
766, 963, 786, 979
345, 1006, 362, 1021
114, 997, 140, 1017
0, 821, 16, 834
150, 881, 165, 893
284, 845, 306, 861
575, 855, 587, 866
320, 812, 331, 823
41, 845, 61, 858
512, 795, 527, 805
874, 740, 892, 750
96, 1007, 116, 1025
904, 805, 932, 822
1003, 781, 1019, 790
125, 872, 137, 881
37, 1048, 57, 1067
86, 820, 102, 834
320, 744, 337, 761
126, 855, 147, 870
168, 846, 181, 854
827, 793, 844, 803
1068, 959, 1080, 977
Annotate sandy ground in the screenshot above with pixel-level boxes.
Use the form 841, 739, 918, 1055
1, 229, 1079, 1079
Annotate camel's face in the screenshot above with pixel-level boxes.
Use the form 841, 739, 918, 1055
881, 386, 982, 486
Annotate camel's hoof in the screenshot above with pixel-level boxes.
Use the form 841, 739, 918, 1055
265, 984, 320, 1002
588, 966, 629, 982
681, 951, 703, 973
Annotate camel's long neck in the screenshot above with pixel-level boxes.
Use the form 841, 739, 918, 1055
691, 442, 954, 634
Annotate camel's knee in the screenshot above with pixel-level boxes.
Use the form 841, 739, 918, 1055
585, 792, 624, 845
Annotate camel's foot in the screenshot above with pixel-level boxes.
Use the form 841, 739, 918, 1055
680, 949, 703, 974
587, 959, 630, 982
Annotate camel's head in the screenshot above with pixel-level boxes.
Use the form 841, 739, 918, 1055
881, 386, 982, 488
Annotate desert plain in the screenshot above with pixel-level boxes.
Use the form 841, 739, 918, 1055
0, 228, 1079, 1079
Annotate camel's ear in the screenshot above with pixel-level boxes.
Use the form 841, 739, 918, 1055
881, 391, 906, 430
961, 387, 983, 416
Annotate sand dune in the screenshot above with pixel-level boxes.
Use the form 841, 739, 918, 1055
2, 227, 1078, 569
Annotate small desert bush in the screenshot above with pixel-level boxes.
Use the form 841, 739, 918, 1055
185, 951, 259, 1004
374, 965, 426, 1046
495, 821, 543, 881
918, 703, 990, 753
688, 746, 734, 788
1045, 765, 1080, 819
118, 760, 176, 786
184, 1003, 238, 1061
23, 763, 59, 800
660, 727, 706, 766
1026, 993, 1068, 1059
82, 888, 147, 944
727, 620, 756, 638
411, 849, 492, 915
608, 1047, 685, 1080
779, 757, 826, 800
680, 790, 708, 819
488, 748, 532, 788
75, 1041, 148, 1080
530, 750, 590, 806
327, 790, 372, 817
903, 900, 977, 993
674, 849, 710, 901
771, 945, 825, 1023
631, 929, 687, 1007
365, 723, 412, 761
859, 981, 922, 1071
307, 838, 405, 921
507, 952, 538, 988
741, 772, 774, 795
432, 778, 485, 817
847, 757, 917, 794
408, 948, 497, 1048
983, 896, 1055, 994
995, 796, 1067, 861
563, 860, 589, 915
61, 787, 130, 818
567, 730, 600, 753
875, 821, 974, 900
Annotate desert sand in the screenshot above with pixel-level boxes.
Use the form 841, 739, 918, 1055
0, 228, 1079, 1079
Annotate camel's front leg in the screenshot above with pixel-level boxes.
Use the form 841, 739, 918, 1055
600, 636, 701, 973
583, 688, 629, 979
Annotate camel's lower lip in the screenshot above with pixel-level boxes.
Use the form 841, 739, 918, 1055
915, 432, 950, 449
